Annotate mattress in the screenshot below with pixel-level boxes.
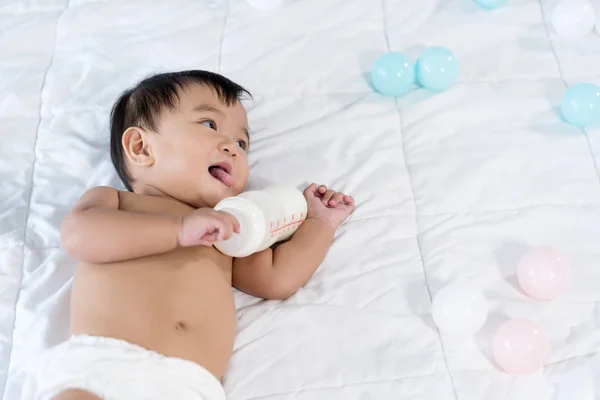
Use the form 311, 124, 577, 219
1, 0, 600, 399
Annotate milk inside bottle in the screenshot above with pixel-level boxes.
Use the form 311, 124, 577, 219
214, 185, 307, 257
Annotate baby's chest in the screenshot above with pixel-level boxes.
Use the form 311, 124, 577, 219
119, 191, 195, 217
164, 245, 233, 281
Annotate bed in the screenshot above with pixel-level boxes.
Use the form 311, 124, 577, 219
1, 0, 600, 399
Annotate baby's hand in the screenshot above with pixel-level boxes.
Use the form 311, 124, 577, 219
303, 183, 355, 229
178, 208, 240, 247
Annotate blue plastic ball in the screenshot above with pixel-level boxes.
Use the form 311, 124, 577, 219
370, 52, 415, 97
560, 83, 600, 128
475, 0, 507, 9
416, 46, 459, 92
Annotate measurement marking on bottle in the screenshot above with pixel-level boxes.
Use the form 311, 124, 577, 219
269, 219, 305, 236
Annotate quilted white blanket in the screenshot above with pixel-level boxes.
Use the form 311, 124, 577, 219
1, 0, 600, 399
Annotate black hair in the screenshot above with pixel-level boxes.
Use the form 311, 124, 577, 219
109, 70, 251, 192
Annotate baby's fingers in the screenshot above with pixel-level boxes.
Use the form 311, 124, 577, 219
223, 212, 240, 234
217, 220, 234, 241
344, 195, 355, 207
328, 192, 345, 206
211, 213, 236, 240
198, 226, 222, 246
200, 230, 220, 245
303, 183, 318, 198
322, 189, 336, 205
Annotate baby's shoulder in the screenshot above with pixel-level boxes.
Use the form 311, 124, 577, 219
117, 190, 195, 217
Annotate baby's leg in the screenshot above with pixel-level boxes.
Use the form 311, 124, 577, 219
51, 389, 103, 400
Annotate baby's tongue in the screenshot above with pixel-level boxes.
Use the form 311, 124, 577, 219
210, 167, 235, 187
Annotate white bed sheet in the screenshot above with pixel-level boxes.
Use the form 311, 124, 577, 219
1, 0, 600, 399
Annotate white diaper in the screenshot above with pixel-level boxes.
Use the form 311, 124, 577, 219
21, 335, 227, 400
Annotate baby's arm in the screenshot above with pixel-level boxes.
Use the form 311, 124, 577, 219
61, 186, 238, 264
232, 218, 335, 300
232, 184, 354, 300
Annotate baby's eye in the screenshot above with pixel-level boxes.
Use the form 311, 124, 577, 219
236, 140, 248, 151
200, 120, 217, 130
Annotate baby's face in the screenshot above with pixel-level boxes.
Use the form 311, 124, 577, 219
147, 84, 250, 208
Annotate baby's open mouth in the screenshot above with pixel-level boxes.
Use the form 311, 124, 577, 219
209, 163, 235, 187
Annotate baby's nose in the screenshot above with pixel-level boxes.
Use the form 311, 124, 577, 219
219, 142, 238, 157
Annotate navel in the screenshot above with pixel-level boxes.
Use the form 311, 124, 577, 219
175, 321, 187, 332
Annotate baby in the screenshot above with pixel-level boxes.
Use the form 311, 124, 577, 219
24, 70, 354, 400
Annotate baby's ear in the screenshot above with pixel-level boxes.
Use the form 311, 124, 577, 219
122, 127, 154, 167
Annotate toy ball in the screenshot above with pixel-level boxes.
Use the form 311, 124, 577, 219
416, 46, 459, 91
493, 319, 550, 374
370, 52, 415, 97
474, 0, 507, 9
552, 0, 595, 39
431, 283, 488, 336
517, 247, 572, 301
245, 0, 285, 10
560, 83, 600, 128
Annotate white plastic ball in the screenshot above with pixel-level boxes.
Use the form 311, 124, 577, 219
431, 283, 488, 336
552, 0, 595, 39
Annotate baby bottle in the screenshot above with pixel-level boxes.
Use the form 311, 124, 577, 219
213, 185, 308, 257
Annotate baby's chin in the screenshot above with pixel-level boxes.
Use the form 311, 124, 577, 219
180, 179, 246, 208
196, 189, 241, 209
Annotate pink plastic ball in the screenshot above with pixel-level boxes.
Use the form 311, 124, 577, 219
492, 319, 550, 374
517, 247, 571, 301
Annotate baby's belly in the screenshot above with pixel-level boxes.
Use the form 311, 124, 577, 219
69, 247, 236, 379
